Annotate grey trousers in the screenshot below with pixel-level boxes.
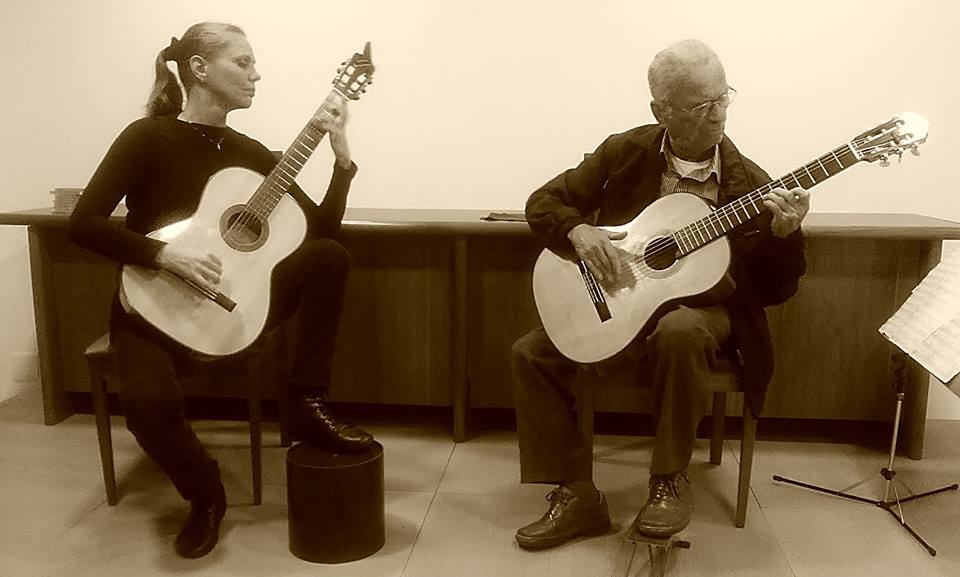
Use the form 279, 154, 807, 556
512, 305, 731, 484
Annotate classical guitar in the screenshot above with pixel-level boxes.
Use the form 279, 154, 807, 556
533, 113, 929, 364
120, 43, 374, 356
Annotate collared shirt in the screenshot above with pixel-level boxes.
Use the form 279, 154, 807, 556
658, 133, 721, 204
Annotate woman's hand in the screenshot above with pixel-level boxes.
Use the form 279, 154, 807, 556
319, 97, 351, 168
156, 244, 222, 292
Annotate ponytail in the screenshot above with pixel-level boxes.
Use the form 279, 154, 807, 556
145, 47, 183, 117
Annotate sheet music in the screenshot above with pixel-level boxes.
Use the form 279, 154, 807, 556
880, 249, 960, 383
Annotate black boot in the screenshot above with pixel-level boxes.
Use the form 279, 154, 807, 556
292, 391, 374, 452
174, 483, 226, 559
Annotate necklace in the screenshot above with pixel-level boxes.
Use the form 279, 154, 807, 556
187, 123, 226, 150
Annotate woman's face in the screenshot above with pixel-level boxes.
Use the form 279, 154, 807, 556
199, 32, 261, 111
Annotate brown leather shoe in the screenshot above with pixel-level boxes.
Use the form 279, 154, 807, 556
632, 471, 693, 538
515, 486, 611, 550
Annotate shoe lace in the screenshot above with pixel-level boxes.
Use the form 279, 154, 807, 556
546, 487, 575, 506
650, 472, 687, 502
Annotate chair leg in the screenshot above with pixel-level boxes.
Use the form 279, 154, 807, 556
736, 399, 758, 528
710, 392, 726, 465
247, 355, 263, 506
272, 328, 292, 448
88, 360, 118, 506
278, 381, 292, 448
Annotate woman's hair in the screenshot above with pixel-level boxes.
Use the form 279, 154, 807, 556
145, 22, 246, 117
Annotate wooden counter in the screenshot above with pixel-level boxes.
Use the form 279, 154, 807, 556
4, 208, 958, 458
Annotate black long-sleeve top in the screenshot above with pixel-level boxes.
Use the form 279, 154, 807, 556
68, 115, 357, 269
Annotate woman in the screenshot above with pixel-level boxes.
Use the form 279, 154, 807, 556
68, 22, 373, 559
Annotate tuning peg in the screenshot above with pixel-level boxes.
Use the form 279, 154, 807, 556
879, 155, 890, 167
911, 146, 921, 156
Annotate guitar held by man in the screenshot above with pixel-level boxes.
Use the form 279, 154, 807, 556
532, 113, 928, 364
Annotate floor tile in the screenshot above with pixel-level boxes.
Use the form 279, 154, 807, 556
38, 486, 434, 577
403, 492, 634, 577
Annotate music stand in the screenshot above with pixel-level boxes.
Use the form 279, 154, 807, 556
773, 352, 958, 556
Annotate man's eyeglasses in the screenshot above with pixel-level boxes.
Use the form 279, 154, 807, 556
679, 87, 737, 116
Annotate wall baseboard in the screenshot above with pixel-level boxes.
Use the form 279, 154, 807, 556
0, 352, 39, 403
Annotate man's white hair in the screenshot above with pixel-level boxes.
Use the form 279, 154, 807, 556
647, 39, 721, 104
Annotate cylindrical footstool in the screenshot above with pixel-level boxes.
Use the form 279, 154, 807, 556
286, 441, 385, 563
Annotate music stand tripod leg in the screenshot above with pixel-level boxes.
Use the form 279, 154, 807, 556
772, 353, 958, 556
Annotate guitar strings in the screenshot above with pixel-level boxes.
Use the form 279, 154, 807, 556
232, 95, 340, 234
595, 129, 886, 285
223, 92, 340, 241
631, 138, 868, 267
224, 92, 339, 238
678, 127, 903, 250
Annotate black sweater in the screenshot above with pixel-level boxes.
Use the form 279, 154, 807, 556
68, 115, 357, 269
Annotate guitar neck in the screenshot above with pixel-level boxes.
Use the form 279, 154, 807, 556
673, 141, 864, 255
246, 89, 347, 217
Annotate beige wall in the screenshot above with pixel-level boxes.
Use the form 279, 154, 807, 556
2, 0, 959, 413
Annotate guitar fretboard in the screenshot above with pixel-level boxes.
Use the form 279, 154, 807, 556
243, 90, 346, 219
671, 142, 862, 255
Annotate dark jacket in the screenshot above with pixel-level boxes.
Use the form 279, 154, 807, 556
525, 124, 806, 415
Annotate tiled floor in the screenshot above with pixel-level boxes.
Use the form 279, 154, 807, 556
2, 388, 959, 577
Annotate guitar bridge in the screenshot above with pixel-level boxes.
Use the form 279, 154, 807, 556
578, 261, 611, 322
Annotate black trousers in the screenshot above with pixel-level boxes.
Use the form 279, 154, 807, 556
512, 305, 731, 484
110, 239, 350, 502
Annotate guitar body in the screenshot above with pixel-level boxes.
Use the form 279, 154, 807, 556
120, 167, 307, 356
533, 193, 731, 364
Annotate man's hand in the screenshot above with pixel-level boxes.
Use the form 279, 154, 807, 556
763, 187, 810, 238
319, 97, 351, 169
567, 224, 627, 282
156, 244, 223, 292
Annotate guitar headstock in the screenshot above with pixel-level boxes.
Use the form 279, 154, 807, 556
332, 42, 374, 101
853, 113, 928, 166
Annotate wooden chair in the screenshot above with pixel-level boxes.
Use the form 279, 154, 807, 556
85, 332, 266, 506
576, 358, 757, 528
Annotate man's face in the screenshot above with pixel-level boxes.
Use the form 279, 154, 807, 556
653, 62, 729, 161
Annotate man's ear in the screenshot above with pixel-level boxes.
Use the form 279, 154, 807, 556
188, 55, 208, 83
650, 100, 667, 125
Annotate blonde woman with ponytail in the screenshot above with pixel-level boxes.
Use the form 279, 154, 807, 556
68, 22, 374, 559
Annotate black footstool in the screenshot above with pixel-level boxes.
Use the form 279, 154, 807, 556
286, 441, 385, 563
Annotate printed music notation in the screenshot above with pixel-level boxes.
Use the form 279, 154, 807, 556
880, 248, 960, 387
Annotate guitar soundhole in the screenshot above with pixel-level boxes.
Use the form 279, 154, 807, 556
220, 205, 269, 252
643, 236, 679, 271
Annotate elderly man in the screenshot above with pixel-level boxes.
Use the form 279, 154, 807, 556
512, 39, 809, 549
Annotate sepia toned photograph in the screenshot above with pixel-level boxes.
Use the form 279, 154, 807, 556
0, 1, 958, 576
